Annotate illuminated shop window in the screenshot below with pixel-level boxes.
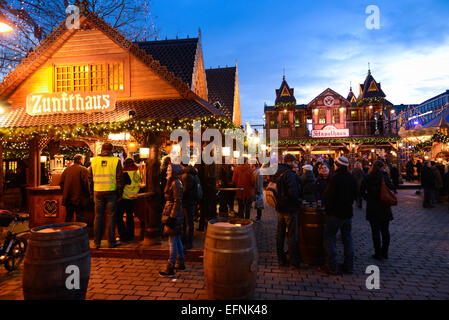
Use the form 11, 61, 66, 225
350, 110, 358, 121
319, 110, 326, 124
55, 63, 124, 92
332, 108, 340, 123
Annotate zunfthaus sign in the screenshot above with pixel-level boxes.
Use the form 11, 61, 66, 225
26, 91, 117, 116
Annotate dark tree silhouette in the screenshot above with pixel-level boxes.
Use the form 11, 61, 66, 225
0, 0, 158, 78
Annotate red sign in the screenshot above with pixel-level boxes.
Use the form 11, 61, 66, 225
312, 125, 349, 138
26, 91, 116, 116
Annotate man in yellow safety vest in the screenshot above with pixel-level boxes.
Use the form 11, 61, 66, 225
116, 158, 141, 242
88, 143, 124, 249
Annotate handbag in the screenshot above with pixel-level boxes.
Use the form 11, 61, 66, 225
254, 193, 264, 209
380, 176, 397, 206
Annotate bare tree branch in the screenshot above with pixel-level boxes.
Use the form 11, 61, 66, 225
0, 0, 158, 79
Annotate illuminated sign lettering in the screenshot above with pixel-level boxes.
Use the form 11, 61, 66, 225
26, 91, 116, 116
312, 125, 349, 138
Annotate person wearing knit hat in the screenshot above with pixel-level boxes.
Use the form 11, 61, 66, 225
318, 153, 357, 276
335, 156, 349, 168
302, 164, 313, 171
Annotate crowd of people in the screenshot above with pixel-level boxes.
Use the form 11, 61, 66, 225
271, 154, 397, 276
59, 143, 267, 277
57, 142, 446, 278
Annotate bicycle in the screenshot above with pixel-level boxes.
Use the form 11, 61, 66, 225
0, 210, 30, 272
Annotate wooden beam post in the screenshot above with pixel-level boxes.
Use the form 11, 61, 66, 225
142, 134, 162, 246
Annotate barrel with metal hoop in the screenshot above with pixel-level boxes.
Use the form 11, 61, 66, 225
203, 218, 258, 300
22, 222, 91, 300
298, 205, 326, 266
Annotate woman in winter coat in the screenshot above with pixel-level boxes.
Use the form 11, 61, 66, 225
315, 163, 331, 204
232, 159, 256, 219
361, 160, 394, 261
299, 165, 317, 203
351, 162, 365, 208
251, 162, 264, 222
159, 164, 185, 277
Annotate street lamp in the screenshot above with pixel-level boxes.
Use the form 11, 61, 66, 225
0, 14, 13, 33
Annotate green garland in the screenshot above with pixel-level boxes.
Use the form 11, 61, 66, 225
278, 136, 401, 146
0, 116, 238, 142
357, 97, 385, 106
411, 132, 448, 152
275, 102, 296, 108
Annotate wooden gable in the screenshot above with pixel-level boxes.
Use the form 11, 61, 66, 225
192, 48, 208, 100
4, 15, 191, 108
8, 27, 182, 107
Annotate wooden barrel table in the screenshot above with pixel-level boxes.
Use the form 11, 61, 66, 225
203, 218, 258, 300
23, 223, 91, 300
298, 206, 326, 266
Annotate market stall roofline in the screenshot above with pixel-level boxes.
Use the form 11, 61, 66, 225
0, 12, 197, 100
0, 98, 226, 129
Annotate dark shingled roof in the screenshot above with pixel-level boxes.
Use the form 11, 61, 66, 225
0, 98, 224, 128
206, 67, 236, 119
358, 70, 386, 99
275, 77, 296, 105
135, 38, 199, 87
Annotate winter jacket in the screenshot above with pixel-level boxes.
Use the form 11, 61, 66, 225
315, 175, 330, 202
421, 166, 435, 189
275, 163, 302, 214
299, 171, 317, 202
351, 168, 365, 192
431, 166, 443, 189
232, 164, 256, 200
60, 163, 90, 207
162, 165, 184, 236
181, 165, 198, 208
325, 167, 357, 219
361, 170, 394, 222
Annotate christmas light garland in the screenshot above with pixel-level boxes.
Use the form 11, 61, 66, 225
411, 132, 449, 152
0, 116, 239, 142
278, 136, 401, 146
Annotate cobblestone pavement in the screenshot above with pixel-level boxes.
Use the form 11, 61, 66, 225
1, 189, 448, 300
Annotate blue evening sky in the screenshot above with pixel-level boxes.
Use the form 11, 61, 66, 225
152, 0, 449, 125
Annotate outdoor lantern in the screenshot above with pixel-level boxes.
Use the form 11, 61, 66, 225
306, 144, 311, 150
222, 147, 231, 157
339, 107, 345, 112
284, 109, 287, 113
40, 156, 47, 163
369, 105, 373, 109
371, 149, 375, 153
127, 141, 138, 153
172, 144, 181, 155
399, 143, 403, 148
139, 148, 150, 159
314, 109, 319, 115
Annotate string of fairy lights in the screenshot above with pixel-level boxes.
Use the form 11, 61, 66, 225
411, 132, 449, 153
278, 136, 401, 146
0, 116, 239, 141
0, 116, 240, 160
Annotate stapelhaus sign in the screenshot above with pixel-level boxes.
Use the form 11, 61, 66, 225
312, 125, 349, 138
26, 91, 117, 116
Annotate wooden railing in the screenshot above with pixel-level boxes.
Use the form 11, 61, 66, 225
268, 120, 399, 139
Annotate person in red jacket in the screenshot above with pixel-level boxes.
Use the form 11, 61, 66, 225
232, 157, 256, 219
